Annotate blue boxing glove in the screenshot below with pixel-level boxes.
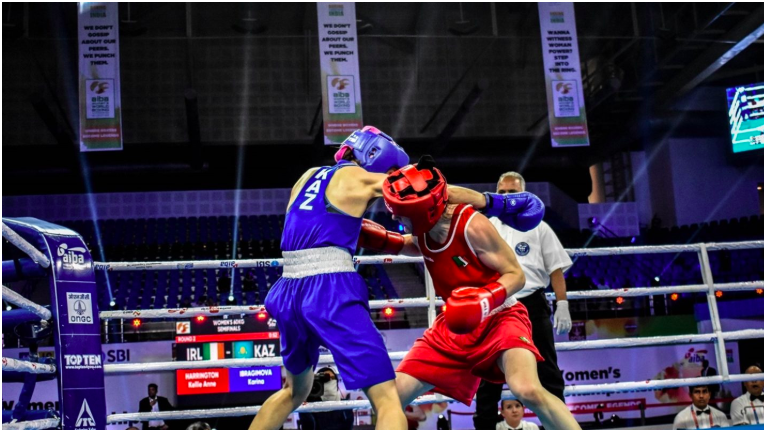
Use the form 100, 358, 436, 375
482, 192, 545, 232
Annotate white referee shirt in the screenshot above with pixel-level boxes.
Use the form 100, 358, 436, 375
672, 405, 729, 429
488, 219, 572, 299
730, 393, 764, 425
496, 420, 540, 430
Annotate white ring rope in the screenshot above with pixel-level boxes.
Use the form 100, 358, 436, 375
1, 418, 60, 430
1, 223, 50, 268
103, 329, 763, 374
106, 373, 765, 423
98, 281, 763, 321
92, 240, 764, 271
99, 298, 446, 320
104, 352, 410, 374
1, 286, 52, 321
1, 357, 56, 374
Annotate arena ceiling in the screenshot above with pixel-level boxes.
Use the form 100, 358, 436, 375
2, 2, 763, 199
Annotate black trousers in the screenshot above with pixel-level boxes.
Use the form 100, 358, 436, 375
473, 289, 566, 430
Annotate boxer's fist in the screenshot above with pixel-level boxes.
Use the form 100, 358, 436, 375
358, 219, 405, 254
482, 192, 545, 232
445, 282, 507, 334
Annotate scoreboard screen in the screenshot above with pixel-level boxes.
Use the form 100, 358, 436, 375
174, 314, 281, 408
726, 83, 764, 153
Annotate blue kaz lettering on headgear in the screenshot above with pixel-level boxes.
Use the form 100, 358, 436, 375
334, 125, 409, 174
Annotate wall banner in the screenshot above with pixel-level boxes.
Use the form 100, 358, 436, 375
317, 2, 363, 145
78, 2, 123, 151
538, 2, 590, 147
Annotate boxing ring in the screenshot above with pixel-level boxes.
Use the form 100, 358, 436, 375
1, 217, 763, 429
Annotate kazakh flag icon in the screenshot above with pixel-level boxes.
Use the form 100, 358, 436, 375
233, 341, 254, 359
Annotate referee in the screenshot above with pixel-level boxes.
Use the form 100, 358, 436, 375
473, 171, 573, 430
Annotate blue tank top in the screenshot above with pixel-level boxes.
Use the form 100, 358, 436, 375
281, 161, 362, 255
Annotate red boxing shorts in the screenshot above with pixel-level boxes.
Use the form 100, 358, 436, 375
397, 302, 542, 405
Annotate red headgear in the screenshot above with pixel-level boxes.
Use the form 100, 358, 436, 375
382, 162, 448, 235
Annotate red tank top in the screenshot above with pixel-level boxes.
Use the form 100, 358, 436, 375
417, 204, 501, 299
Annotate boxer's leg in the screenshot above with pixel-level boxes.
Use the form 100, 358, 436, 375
248, 366, 314, 430
499, 348, 581, 430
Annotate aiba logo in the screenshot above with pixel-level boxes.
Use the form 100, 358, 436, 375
220, 261, 238, 268
75, 398, 97, 429
515, 242, 530, 257
58, 243, 87, 269
64, 354, 102, 370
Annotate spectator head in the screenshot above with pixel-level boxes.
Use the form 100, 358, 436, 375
497, 172, 525, 194
689, 385, 710, 409
500, 399, 524, 428
148, 383, 158, 398
744, 364, 763, 396
186, 422, 211, 430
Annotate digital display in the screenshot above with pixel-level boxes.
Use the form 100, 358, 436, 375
173, 314, 281, 408
726, 83, 764, 153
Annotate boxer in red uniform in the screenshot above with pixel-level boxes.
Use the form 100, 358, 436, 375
359, 158, 581, 430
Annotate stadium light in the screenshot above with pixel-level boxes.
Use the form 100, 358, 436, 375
615, 297, 624, 305
756, 288, 763, 295
383, 307, 394, 318
132, 318, 142, 328
670, 293, 679, 301
196, 316, 206, 323
257, 311, 268, 320
715, 290, 723, 298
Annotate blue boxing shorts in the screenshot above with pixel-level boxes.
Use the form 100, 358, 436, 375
265, 250, 394, 390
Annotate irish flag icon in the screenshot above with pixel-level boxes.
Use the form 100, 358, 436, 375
203, 343, 225, 360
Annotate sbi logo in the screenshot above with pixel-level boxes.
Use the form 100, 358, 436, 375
105, 349, 131, 363
515, 242, 530, 256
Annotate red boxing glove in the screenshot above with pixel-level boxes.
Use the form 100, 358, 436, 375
445, 282, 507, 334
358, 219, 405, 254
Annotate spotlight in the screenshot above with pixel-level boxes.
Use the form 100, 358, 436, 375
383, 307, 394, 318
670, 293, 679, 301
654, 276, 660, 282
615, 297, 624, 305
257, 311, 268, 321
715, 290, 723, 298
109, 300, 116, 307
132, 319, 142, 328
196, 316, 206, 323
228, 295, 235, 303
5, 305, 11, 311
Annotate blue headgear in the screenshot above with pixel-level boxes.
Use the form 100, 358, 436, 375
334, 126, 409, 174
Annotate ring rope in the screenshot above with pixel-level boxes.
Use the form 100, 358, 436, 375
97, 281, 763, 321
103, 329, 763, 374
1, 223, 50, 268
2, 286, 52, 321
1, 357, 56, 374
92, 241, 764, 272
1, 418, 60, 430
106, 373, 765, 423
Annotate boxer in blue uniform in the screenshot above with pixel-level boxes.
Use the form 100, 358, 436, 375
249, 126, 412, 430
249, 128, 537, 430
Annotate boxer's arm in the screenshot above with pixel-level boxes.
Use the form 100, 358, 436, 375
400, 234, 422, 257
446, 185, 487, 209
466, 213, 526, 296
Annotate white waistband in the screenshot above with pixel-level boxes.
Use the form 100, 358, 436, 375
281, 247, 356, 278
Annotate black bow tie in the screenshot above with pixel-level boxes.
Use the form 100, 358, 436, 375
751, 394, 764, 402
696, 409, 710, 415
